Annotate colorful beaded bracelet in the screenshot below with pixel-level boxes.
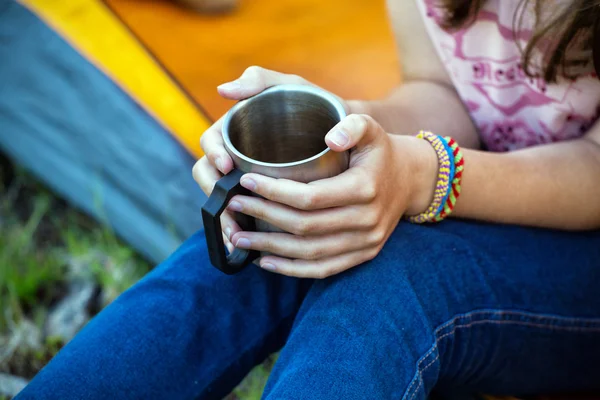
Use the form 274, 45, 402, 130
434, 135, 456, 216
406, 131, 454, 224
434, 137, 464, 222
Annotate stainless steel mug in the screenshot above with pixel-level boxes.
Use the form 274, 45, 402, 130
201, 84, 348, 274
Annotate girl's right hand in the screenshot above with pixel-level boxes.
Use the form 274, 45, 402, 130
192, 66, 342, 252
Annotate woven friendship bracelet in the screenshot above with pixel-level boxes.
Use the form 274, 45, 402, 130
407, 131, 453, 224
433, 135, 456, 216
433, 137, 464, 222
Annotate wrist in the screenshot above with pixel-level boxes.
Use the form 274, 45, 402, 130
394, 135, 439, 216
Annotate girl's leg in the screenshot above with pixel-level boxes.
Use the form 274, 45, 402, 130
263, 220, 600, 400
16, 231, 312, 400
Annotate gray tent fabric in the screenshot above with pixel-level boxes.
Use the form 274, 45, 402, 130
0, 1, 208, 263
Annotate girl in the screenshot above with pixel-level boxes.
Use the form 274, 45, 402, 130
17, 0, 600, 399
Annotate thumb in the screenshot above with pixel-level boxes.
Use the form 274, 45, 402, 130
217, 66, 309, 100
325, 114, 386, 152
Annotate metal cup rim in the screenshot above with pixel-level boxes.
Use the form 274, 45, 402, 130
221, 84, 347, 169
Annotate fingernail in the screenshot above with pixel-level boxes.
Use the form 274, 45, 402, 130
328, 129, 349, 147
225, 227, 232, 239
215, 157, 225, 173
227, 201, 242, 212
261, 263, 277, 271
241, 177, 257, 191
235, 237, 251, 249
218, 81, 242, 92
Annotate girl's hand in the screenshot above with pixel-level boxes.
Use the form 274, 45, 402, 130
192, 66, 350, 253
229, 114, 438, 278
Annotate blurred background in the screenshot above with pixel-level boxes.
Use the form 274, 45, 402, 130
0, 0, 398, 398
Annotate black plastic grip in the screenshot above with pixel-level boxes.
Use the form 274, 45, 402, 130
201, 169, 260, 274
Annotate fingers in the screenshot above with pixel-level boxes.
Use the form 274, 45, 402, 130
230, 230, 371, 261
325, 114, 386, 153
226, 195, 377, 235
239, 169, 376, 210
223, 232, 234, 254
192, 157, 242, 237
258, 248, 380, 279
221, 211, 242, 242
199, 116, 233, 175
217, 66, 313, 100
192, 156, 221, 195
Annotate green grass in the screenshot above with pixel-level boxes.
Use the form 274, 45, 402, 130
61, 223, 151, 307
0, 159, 152, 381
228, 355, 277, 400
0, 156, 271, 398
0, 193, 65, 330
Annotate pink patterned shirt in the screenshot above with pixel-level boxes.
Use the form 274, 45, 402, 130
416, 0, 600, 151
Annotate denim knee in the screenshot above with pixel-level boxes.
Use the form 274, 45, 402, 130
310, 223, 482, 318
264, 223, 476, 399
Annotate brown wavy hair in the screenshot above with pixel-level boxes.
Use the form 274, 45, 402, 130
436, 0, 600, 82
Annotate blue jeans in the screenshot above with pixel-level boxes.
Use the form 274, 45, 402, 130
16, 220, 600, 399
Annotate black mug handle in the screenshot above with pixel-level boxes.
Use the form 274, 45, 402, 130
202, 169, 260, 274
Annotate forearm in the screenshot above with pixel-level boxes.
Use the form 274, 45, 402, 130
348, 80, 481, 149
350, 80, 600, 230
453, 136, 600, 230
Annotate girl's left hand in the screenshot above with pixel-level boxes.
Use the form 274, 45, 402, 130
228, 114, 437, 278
